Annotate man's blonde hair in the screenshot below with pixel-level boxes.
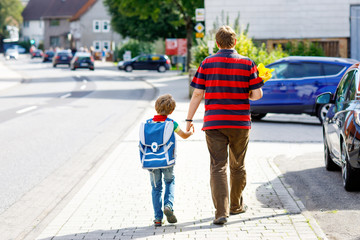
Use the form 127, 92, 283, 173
155, 94, 176, 115
216, 25, 236, 49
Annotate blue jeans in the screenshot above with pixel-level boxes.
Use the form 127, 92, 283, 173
149, 167, 175, 220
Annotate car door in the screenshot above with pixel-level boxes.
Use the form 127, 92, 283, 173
132, 55, 149, 70
327, 70, 356, 161
252, 61, 293, 113
253, 61, 317, 113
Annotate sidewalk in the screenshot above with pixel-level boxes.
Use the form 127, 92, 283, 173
0, 58, 23, 91
35, 75, 327, 240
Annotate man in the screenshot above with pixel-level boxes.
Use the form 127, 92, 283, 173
186, 25, 263, 225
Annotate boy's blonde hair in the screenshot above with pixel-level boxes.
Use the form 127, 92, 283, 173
216, 25, 236, 49
155, 94, 176, 115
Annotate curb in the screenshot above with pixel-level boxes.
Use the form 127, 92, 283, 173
268, 157, 329, 240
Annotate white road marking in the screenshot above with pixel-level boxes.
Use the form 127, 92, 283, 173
80, 85, 86, 90
60, 93, 71, 99
82, 79, 87, 83
16, 105, 38, 114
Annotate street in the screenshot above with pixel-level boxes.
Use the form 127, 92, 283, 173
0, 55, 359, 240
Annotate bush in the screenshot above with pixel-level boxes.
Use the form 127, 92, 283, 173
191, 32, 288, 68
116, 39, 154, 61
284, 41, 325, 56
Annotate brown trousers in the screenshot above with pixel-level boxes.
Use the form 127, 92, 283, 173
205, 128, 249, 219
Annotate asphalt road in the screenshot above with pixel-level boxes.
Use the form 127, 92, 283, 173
251, 114, 360, 240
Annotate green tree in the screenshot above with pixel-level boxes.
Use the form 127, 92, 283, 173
0, 0, 23, 50
104, 0, 203, 70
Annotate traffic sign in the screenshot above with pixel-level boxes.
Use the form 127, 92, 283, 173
195, 23, 205, 33
196, 32, 204, 38
196, 8, 205, 22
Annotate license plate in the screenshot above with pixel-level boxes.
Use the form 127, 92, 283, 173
80, 63, 88, 67
61, 57, 67, 60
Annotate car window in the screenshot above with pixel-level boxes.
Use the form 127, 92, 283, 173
302, 62, 322, 77
283, 63, 304, 78
346, 70, 358, 101
269, 63, 288, 79
323, 63, 345, 76
150, 55, 161, 61
336, 70, 355, 103
137, 56, 148, 61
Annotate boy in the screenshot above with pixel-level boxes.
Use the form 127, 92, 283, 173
149, 94, 194, 227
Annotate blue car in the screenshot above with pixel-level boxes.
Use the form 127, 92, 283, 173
250, 56, 358, 122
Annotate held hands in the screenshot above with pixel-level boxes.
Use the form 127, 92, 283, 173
186, 121, 194, 133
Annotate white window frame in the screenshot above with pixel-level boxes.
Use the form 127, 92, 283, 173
102, 20, 110, 32
103, 41, 110, 51
93, 20, 100, 32
93, 41, 101, 51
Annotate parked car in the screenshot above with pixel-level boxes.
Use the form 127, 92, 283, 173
316, 63, 360, 191
70, 52, 94, 71
53, 50, 73, 67
5, 48, 19, 60
42, 50, 55, 62
250, 56, 358, 122
118, 54, 171, 72
31, 49, 43, 58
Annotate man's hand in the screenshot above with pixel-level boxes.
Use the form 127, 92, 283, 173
186, 121, 194, 132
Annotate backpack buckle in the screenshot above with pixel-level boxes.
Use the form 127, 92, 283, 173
151, 142, 158, 152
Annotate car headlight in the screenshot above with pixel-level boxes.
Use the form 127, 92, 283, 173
118, 61, 124, 67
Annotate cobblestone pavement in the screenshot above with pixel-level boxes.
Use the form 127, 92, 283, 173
33, 74, 328, 240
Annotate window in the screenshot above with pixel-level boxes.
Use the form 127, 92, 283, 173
103, 41, 110, 50
282, 63, 305, 78
270, 63, 288, 79
336, 70, 355, 104
50, 19, 60, 27
323, 64, 345, 76
137, 55, 148, 62
93, 20, 100, 32
50, 36, 60, 47
23, 21, 29, 28
93, 41, 101, 51
102, 20, 110, 32
302, 63, 322, 77
346, 70, 358, 101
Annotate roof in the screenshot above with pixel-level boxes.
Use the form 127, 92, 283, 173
22, 0, 93, 20
22, 0, 53, 21
42, 0, 91, 18
274, 56, 359, 64
70, 0, 97, 21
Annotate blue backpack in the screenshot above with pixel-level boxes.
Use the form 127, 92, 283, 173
139, 118, 176, 169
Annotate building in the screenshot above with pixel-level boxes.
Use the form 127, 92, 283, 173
204, 0, 360, 60
69, 0, 122, 53
21, 0, 122, 55
21, 0, 52, 46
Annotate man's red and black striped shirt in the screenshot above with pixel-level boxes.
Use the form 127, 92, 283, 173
191, 49, 264, 130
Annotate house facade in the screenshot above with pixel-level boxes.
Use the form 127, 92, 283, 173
204, 0, 360, 60
21, 0, 52, 46
69, 0, 122, 53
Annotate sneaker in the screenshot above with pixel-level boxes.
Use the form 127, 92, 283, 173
164, 206, 177, 223
154, 219, 162, 227
213, 216, 228, 225
230, 204, 248, 215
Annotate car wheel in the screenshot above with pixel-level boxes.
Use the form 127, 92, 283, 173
90, 67, 94, 71
341, 141, 358, 191
323, 133, 339, 171
157, 65, 166, 72
53, 64, 56, 68
125, 65, 133, 72
317, 104, 331, 124
71, 67, 76, 71
251, 113, 267, 120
